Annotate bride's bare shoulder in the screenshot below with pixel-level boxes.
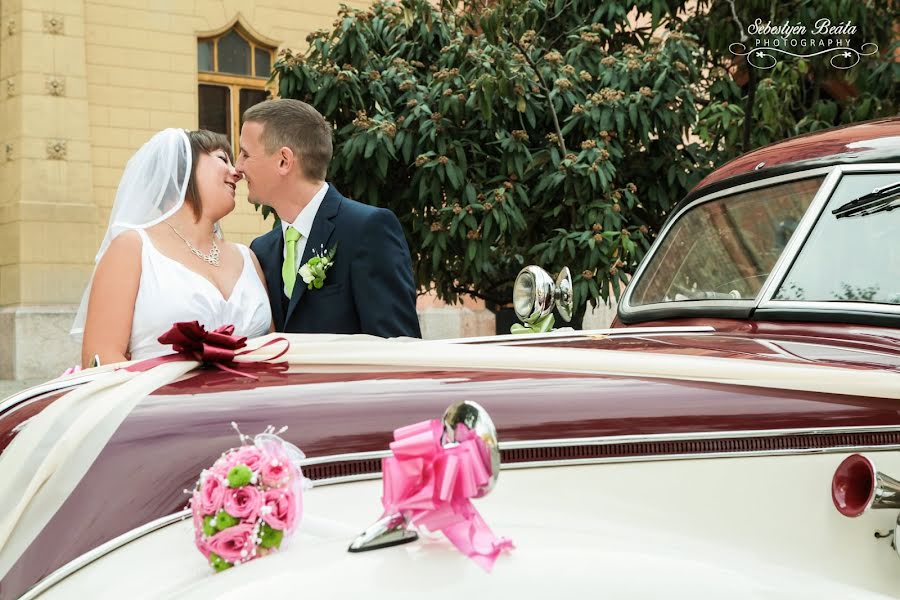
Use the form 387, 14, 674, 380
93, 230, 142, 287
104, 229, 143, 258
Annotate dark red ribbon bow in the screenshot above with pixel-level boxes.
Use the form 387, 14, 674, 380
126, 321, 289, 380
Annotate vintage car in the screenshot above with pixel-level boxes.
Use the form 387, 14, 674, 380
0, 117, 898, 599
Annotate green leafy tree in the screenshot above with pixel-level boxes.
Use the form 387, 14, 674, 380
686, 0, 898, 156
273, 0, 711, 324
270, 0, 897, 325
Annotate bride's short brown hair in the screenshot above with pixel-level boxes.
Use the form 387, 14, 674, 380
185, 129, 232, 220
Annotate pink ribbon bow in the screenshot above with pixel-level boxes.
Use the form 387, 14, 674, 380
381, 419, 513, 572
126, 321, 288, 380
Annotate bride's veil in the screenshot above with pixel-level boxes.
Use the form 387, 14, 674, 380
70, 128, 192, 342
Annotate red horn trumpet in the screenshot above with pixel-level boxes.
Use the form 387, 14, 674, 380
832, 454, 900, 517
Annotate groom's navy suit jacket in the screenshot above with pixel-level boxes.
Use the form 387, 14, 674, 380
250, 185, 421, 338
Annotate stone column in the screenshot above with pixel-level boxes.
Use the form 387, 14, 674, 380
0, 0, 95, 379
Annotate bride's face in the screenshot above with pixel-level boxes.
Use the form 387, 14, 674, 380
195, 149, 240, 222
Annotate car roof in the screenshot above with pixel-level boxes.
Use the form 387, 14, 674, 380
691, 117, 900, 198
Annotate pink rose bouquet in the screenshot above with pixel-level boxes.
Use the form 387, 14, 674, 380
190, 426, 306, 572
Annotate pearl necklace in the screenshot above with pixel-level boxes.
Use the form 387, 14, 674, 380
165, 222, 220, 267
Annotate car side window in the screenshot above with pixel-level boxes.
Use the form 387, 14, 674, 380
774, 172, 900, 305
630, 177, 822, 305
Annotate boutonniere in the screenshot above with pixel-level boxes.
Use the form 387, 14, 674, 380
298, 243, 338, 290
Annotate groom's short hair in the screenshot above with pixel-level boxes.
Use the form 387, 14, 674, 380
242, 99, 333, 181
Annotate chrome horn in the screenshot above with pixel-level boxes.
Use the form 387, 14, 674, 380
832, 454, 900, 517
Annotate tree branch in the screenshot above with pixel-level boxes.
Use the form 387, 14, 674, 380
725, 0, 755, 151
725, 0, 747, 43
741, 65, 757, 151
450, 284, 509, 306
510, 38, 568, 156
536, 0, 576, 40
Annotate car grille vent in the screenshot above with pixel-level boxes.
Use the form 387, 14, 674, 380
304, 458, 383, 481
500, 431, 900, 464
301, 431, 900, 482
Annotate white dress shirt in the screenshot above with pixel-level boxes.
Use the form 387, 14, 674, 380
280, 182, 329, 270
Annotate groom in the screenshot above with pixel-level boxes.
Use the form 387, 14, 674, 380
237, 99, 421, 338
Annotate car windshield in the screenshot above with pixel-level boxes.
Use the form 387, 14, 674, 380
774, 173, 900, 305
628, 177, 823, 306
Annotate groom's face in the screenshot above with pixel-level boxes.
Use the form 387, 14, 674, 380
236, 121, 277, 207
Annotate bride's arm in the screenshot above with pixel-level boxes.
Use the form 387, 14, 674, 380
81, 231, 142, 366
249, 249, 275, 333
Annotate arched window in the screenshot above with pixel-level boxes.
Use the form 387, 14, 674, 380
197, 17, 278, 151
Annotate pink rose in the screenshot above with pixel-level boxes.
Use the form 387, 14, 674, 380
210, 455, 231, 479
200, 472, 225, 515
227, 446, 263, 472
223, 485, 262, 521
261, 488, 299, 531
191, 490, 203, 523
259, 451, 293, 487
194, 529, 212, 558
207, 523, 256, 564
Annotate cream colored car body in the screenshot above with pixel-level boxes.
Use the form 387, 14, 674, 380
32, 453, 900, 599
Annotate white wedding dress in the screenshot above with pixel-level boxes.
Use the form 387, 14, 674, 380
128, 229, 272, 360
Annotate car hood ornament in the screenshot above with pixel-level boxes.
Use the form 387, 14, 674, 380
348, 400, 511, 571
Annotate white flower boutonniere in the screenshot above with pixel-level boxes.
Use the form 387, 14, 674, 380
298, 243, 338, 290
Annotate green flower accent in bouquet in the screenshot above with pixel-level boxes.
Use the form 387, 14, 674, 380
298, 243, 338, 290
215, 509, 239, 530
208, 552, 232, 572
227, 464, 253, 487
202, 515, 217, 537
259, 523, 284, 549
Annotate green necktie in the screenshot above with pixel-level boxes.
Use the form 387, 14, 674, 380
282, 226, 302, 297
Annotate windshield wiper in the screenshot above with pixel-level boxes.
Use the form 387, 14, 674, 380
832, 180, 900, 219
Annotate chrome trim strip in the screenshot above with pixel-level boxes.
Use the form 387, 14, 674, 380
19, 510, 190, 600
620, 166, 836, 316
313, 472, 384, 486
444, 325, 715, 345
753, 167, 843, 303
300, 450, 391, 466
613, 300, 755, 313
27, 425, 900, 595
758, 300, 900, 315
500, 444, 900, 470
0, 374, 98, 415
499, 424, 900, 448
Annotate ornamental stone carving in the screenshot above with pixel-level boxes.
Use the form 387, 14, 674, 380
45, 76, 65, 96
43, 14, 64, 35
6, 19, 16, 36
5, 143, 13, 162
5, 79, 14, 97
46, 140, 67, 160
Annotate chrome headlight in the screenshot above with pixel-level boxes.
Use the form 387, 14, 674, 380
513, 266, 573, 326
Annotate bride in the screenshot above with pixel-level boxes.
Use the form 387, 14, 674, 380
71, 129, 272, 365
